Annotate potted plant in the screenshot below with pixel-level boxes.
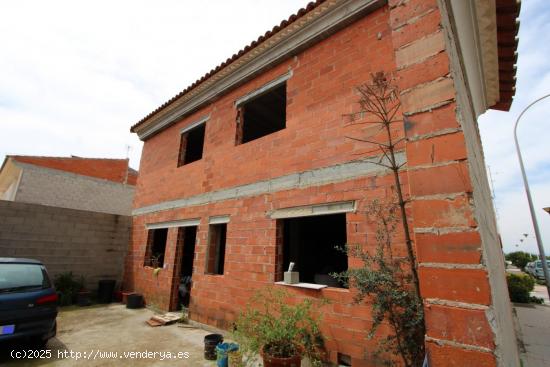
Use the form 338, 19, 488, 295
233, 287, 325, 367
150, 254, 162, 269
76, 276, 92, 306
54, 272, 84, 306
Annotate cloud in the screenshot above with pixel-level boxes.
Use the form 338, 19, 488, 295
0, 0, 311, 167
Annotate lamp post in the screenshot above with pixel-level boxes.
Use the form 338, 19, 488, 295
514, 94, 550, 299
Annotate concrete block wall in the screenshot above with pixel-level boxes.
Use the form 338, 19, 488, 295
15, 162, 135, 216
0, 200, 131, 291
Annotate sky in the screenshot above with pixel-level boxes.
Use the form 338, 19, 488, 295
478, 0, 550, 255
0, 1, 548, 255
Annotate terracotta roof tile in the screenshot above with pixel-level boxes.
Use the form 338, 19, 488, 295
130, 0, 326, 133
10, 155, 138, 185
129, 0, 519, 125
492, 0, 521, 111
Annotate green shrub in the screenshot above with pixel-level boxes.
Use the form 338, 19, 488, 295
507, 273, 535, 303
233, 287, 325, 366
54, 272, 84, 306
505, 252, 537, 269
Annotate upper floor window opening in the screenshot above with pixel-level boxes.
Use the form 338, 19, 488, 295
178, 117, 207, 167
235, 80, 287, 145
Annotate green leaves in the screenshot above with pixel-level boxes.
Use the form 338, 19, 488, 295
505, 251, 538, 269
233, 287, 324, 366
332, 199, 424, 367
54, 271, 85, 306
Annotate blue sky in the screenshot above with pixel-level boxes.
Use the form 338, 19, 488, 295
478, 0, 550, 254
0, 1, 548, 255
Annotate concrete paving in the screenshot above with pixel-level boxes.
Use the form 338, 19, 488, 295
514, 304, 550, 367
0, 304, 222, 366
531, 284, 550, 305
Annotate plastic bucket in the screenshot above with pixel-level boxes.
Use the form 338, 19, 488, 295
204, 334, 223, 360
97, 279, 116, 303
216, 343, 239, 367
126, 293, 144, 309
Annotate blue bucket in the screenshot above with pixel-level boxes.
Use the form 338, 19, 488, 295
215, 343, 239, 367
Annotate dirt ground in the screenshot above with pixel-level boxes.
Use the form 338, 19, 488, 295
0, 304, 223, 366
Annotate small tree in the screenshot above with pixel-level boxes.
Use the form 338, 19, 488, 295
333, 199, 424, 366
333, 72, 425, 366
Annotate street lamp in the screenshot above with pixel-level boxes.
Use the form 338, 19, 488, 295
514, 94, 550, 299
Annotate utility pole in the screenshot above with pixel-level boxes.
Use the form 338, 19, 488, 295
514, 94, 550, 299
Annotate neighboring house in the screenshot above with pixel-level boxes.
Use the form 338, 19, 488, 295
0, 155, 138, 215
125, 1, 520, 366
0, 156, 137, 289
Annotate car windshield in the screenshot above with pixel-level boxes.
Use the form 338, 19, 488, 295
0, 263, 50, 292
536, 261, 550, 268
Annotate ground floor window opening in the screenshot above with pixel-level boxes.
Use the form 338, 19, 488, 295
279, 213, 348, 287
144, 228, 168, 268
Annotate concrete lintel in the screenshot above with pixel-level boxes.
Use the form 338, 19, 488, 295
132, 153, 402, 216
146, 218, 201, 230
209, 215, 230, 225
235, 71, 292, 107
180, 115, 209, 135
269, 200, 356, 219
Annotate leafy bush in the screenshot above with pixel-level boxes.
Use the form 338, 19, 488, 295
505, 252, 537, 270
233, 287, 325, 366
333, 199, 424, 367
507, 273, 535, 303
54, 272, 84, 306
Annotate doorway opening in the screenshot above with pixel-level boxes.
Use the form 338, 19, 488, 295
170, 226, 197, 311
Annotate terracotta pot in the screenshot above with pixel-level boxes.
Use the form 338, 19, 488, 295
262, 353, 301, 367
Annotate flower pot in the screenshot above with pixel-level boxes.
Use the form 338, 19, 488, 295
262, 353, 301, 367
77, 291, 92, 307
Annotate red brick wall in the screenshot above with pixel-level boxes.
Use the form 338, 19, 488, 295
388, 0, 503, 365
133, 7, 393, 209
127, 175, 407, 366
126, 2, 508, 365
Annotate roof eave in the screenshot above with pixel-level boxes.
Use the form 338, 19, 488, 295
490, 0, 520, 111
131, 0, 386, 141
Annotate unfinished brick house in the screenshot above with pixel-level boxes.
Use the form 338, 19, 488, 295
125, 0, 520, 365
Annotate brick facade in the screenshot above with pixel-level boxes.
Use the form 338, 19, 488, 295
125, 1, 519, 365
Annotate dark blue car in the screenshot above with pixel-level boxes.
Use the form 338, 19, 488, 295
0, 258, 58, 347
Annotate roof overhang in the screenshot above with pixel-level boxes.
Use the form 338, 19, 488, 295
444, 0, 519, 116
131, 0, 385, 140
